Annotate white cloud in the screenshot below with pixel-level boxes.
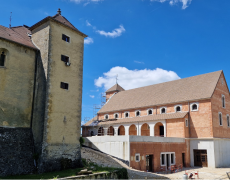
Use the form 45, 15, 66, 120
95, 66, 180, 90
151, 0, 192, 9
86, 20, 92, 26
96, 25, 125, 38
89, 95, 95, 98
70, 0, 103, 4
84, 37, 94, 44
134, 61, 144, 64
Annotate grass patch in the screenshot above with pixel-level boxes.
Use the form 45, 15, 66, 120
0, 159, 128, 179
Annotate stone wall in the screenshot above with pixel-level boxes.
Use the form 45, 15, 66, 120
0, 127, 35, 176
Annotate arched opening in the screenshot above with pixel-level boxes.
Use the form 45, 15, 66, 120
222, 95, 225, 108
98, 127, 104, 136
176, 106, 181, 112
141, 123, 150, 136
192, 104, 198, 111
0, 48, 8, 67
161, 108, 166, 114
118, 125, 125, 135
148, 109, 152, 115
129, 124, 137, 135
154, 122, 164, 137
136, 111, 140, 117
107, 126, 114, 136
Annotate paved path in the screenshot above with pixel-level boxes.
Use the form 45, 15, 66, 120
81, 147, 230, 179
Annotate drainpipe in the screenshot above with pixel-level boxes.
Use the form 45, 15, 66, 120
188, 101, 191, 138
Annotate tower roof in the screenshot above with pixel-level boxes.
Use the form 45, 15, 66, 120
105, 84, 125, 93
29, 9, 87, 37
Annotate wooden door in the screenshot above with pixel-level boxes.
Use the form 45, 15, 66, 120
194, 150, 207, 167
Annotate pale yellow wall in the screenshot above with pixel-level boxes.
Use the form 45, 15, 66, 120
45, 21, 84, 146
0, 39, 36, 127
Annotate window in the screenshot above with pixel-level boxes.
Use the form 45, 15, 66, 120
136, 111, 140, 117
222, 95, 225, 108
191, 103, 199, 111
114, 113, 119, 119
171, 153, 174, 164
219, 112, 223, 126
105, 114, 109, 120
124, 112, 129, 118
175, 105, 182, 112
161, 154, 165, 165
60, 82, 69, 90
185, 119, 188, 127
161, 107, 166, 114
135, 153, 140, 162
61, 55, 70, 63
0, 51, 6, 66
227, 115, 230, 127
148, 109, 153, 115
161, 152, 175, 166
62, 34, 70, 42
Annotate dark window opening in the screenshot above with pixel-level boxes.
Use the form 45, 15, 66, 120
148, 109, 152, 115
0, 52, 5, 66
176, 106, 181, 112
171, 154, 174, 164
136, 154, 139, 161
136, 111, 140, 116
125, 112, 129, 118
160, 126, 164, 136
62, 34, 70, 42
161, 154, 165, 165
60, 82, 69, 90
227, 116, 230, 127
219, 113, 222, 126
115, 114, 118, 119
91, 131, 94, 136
192, 104, 198, 110
61, 55, 69, 63
105, 115, 108, 119
161, 108, 166, 114
222, 96, 225, 108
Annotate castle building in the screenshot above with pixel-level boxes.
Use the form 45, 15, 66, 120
82, 70, 230, 172
0, 9, 87, 176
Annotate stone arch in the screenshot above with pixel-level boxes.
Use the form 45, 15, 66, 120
98, 127, 104, 136
118, 125, 125, 135
141, 123, 150, 136
154, 122, 164, 137
107, 126, 114, 136
129, 124, 137, 135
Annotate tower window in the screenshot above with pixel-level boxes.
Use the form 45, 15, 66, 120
191, 103, 199, 111
61, 55, 70, 63
219, 112, 223, 126
0, 52, 6, 66
60, 82, 69, 90
62, 34, 70, 42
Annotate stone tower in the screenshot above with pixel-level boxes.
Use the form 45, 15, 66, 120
30, 9, 87, 172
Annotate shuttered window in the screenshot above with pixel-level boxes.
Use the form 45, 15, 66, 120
62, 34, 70, 42
60, 82, 69, 90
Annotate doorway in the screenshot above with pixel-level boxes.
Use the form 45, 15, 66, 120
146, 155, 153, 172
194, 150, 207, 167
160, 126, 164, 136
182, 153, 185, 167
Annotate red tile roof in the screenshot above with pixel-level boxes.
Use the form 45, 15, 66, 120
0, 25, 37, 49
105, 83, 125, 93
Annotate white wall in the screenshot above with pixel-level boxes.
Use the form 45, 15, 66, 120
190, 139, 215, 168
214, 139, 230, 167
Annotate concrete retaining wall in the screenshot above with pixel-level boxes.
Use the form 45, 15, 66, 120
214, 139, 230, 167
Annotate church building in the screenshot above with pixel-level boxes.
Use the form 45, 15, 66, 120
82, 70, 230, 172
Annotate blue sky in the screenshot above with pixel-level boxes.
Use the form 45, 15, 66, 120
1, 0, 230, 123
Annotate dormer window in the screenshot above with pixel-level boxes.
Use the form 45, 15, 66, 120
114, 113, 119, 119
0, 51, 6, 66
124, 112, 129, 118
222, 95, 225, 108
148, 109, 153, 115
136, 110, 140, 117
105, 114, 109, 120
191, 103, 199, 111
62, 34, 70, 42
160, 107, 166, 114
175, 105, 182, 112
